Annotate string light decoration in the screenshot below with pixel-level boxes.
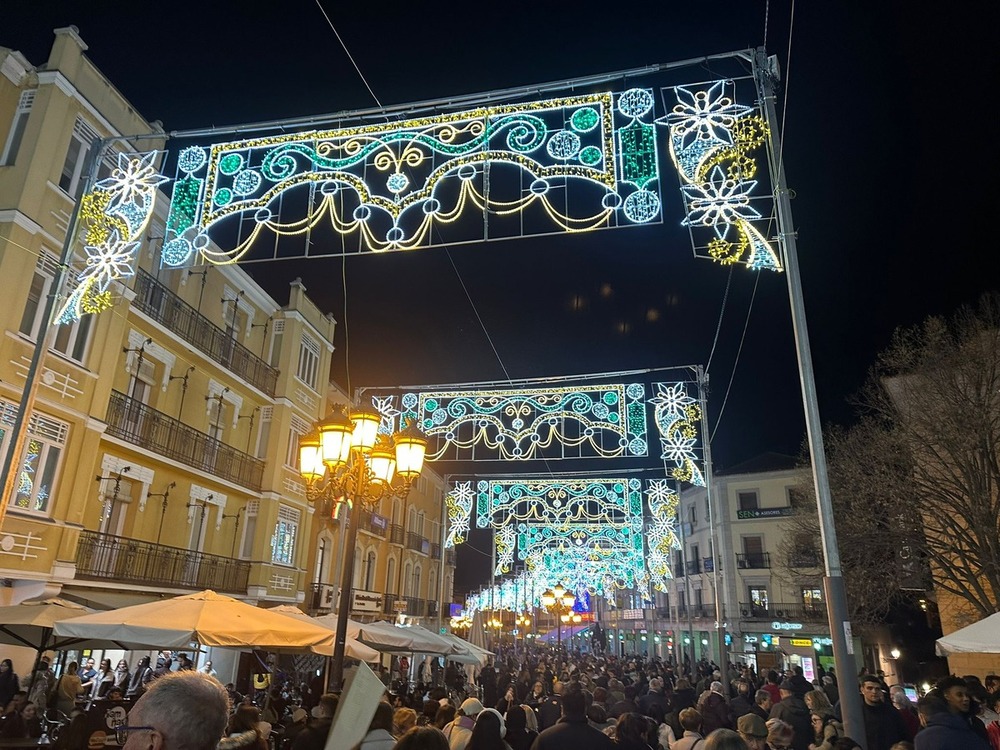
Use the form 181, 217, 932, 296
368, 383, 649, 462
658, 80, 781, 271
645, 479, 681, 591
161, 90, 661, 267
444, 480, 474, 548
56, 152, 168, 323
650, 382, 705, 486
475, 478, 643, 528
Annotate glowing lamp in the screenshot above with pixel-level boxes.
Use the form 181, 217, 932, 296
350, 408, 381, 452
298, 432, 323, 483
890, 648, 900, 659
562, 592, 575, 608
540, 589, 556, 608
319, 408, 354, 469
394, 422, 427, 478
368, 437, 396, 485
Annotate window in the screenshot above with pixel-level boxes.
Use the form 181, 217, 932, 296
59, 118, 113, 197
749, 587, 769, 609
386, 556, 396, 594
271, 505, 300, 565
2, 90, 34, 166
411, 565, 422, 598
255, 407, 272, 460
296, 334, 320, 389
687, 504, 696, 525
268, 320, 284, 369
207, 396, 227, 445
738, 491, 759, 511
97, 475, 133, 536
802, 588, 823, 610
19, 253, 93, 364
240, 501, 259, 559
1, 400, 68, 515
314, 534, 329, 583
286, 414, 310, 468
363, 549, 377, 590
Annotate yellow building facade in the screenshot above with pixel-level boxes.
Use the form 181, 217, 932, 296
0, 27, 453, 645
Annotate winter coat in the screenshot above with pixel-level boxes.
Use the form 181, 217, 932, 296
860, 700, 907, 750
769, 696, 812, 750
444, 714, 475, 750
701, 692, 733, 734
354, 728, 396, 750
730, 695, 755, 721
638, 690, 670, 725
914, 711, 991, 750
529, 715, 615, 750
672, 729, 706, 750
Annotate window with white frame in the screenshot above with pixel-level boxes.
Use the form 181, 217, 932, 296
255, 406, 272, 460
268, 320, 284, 369
58, 118, 114, 197
2, 89, 34, 166
296, 334, 320, 389
240, 500, 259, 559
286, 414, 310, 468
19, 252, 93, 364
271, 505, 300, 566
1, 400, 68, 515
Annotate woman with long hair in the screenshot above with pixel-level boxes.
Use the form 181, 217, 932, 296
465, 708, 511, 750
91, 659, 114, 700
502, 705, 536, 750
53, 712, 89, 750
126, 656, 152, 699
220, 704, 268, 750
53, 663, 82, 716
0, 660, 19, 711
393, 726, 450, 750
615, 713, 655, 750
112, 659, 130, 691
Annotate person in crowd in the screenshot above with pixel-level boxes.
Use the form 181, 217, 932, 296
465, 708, 510, 750
54, 712, 90, 750
528, 686, 613, 749
443, 697, 483, 750
503, 705, 536, 750
223, 704, 268, 750
22, 701, 43, 738
53, 662, 83, 716
127, 656, 154, 699
526, 682, 546, 709
91, 658, 115, 700
396, 708, 419, 738
738, 712, 770, 750
113, 659, 131, 691
152, 654, 172, 679
702, 681, 734, 734
394, 726, 450, 750
769, 681, 811, 750
705, 728, 752, 750
0, 691, 29, 739
858, 675, 908, 750
435, 704, 457, 730
356, 701, 397, 750
763, 674, 783, 707
934, 676, 989, 742
291, 693, 338, 750
480, 664, 499, 709
587, 703, 614, 734
610, 685, 640, 720
0, 660, 19, 711
753, 691, 773, 722
120, 671, 230, 750
767, 719, 795, 750
613, 713, 654, 750
674, 679, 698, 712
809, 709, 841, 750
888, 688, 920, 741
730, 681, 756, 721
283, 707, 310, 746
535, 682, 563, 731
914, 693, 990, 750
673, 708, 707, 750
805, 692, 832, 713
78, 658, 98, 695
24, 657, 55, 714
821, 678, 839, 709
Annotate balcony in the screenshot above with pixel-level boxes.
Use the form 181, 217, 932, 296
736, 552, 771, 569
431, 542, 442, 559
738, 601, 828, 622
359, 511, 389, 538
406, 531, 431, 554
76, 531, 249, 593
107, 390, 264, 491
389, 523, 404, 545
676, 604, 716, 619
132, 269, 278, 396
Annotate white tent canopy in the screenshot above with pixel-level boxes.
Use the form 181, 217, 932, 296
267, 606, 380, 662
355, 621, 466, 655
435, 630, 493, 666
936, 612, 1000, 656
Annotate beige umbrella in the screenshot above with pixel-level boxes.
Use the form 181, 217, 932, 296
267, 605, 380, 662
53, 590, 336, 653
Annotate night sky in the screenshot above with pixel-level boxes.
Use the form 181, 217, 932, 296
4, 2, 995, 593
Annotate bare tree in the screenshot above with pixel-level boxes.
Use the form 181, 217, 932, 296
778, 294, 1000, 629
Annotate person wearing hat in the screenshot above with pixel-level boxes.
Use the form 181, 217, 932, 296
466, 707, 511, 750
768, 680, 812, 750
283, 707, 310, 746
739, 712, 770, 750
443, 697, 483, 749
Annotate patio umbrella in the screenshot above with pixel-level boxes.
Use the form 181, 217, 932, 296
936, 612, 1000, 656
53, 590, 336, 653
435, 631, 493, 666
354, 621, 456, 654
267, 606, 380, 662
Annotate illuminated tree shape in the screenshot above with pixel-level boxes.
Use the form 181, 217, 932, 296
56, 152, 167, 324
658, 80, 781, 271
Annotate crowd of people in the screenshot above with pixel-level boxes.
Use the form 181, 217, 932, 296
3, 647, 1000, 750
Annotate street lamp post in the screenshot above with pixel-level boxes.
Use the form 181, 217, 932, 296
541, 583, 575, 651
299, 404, 427, 691
515, 614, 530, 654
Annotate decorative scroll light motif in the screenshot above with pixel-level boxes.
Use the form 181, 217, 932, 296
645, 479, 681, 591
475, 478, 643, 528
650, 382, 705, 486
57, 152, 168, 323
444, 481, 474, 548
162, 90, 661, 268
659, 80, 781, 271
369, 384, 648, 462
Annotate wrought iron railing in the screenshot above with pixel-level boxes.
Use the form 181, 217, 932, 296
389, 524, 404, 545
76, 531, 250, 593
738, 602, 827, 622
431, 542, 442, 559
406, 532, 430, 554
106, 390, 264, 491
736, 552, 771, 569
132, 269, 278, 396
359, 511, 389, 538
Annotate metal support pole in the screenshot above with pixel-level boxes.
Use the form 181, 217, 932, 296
331, 494, 362, 691
753, 47, 865, 745
695, 366, 726, 668
436, 487, 448, 637
676, 480, 697, 670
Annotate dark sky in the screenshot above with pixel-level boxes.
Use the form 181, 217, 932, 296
4, 2, 996, 592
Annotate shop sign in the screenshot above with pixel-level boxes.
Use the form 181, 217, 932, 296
790, 638, 813, 647
771, 621, 803, 630
621, 608, 644, 620
744, 635, 758, 644
352, 590, 384, 612
737, 507, 793, 520
813, 637, 833, 646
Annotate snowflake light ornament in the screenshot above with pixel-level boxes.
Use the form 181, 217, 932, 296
96, 152, 169, 210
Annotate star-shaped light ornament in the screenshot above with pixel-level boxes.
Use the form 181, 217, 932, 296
96, 151, 169, 211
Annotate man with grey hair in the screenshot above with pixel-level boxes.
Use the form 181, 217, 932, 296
638, 678, 669, 725
121, 671, 230, 750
